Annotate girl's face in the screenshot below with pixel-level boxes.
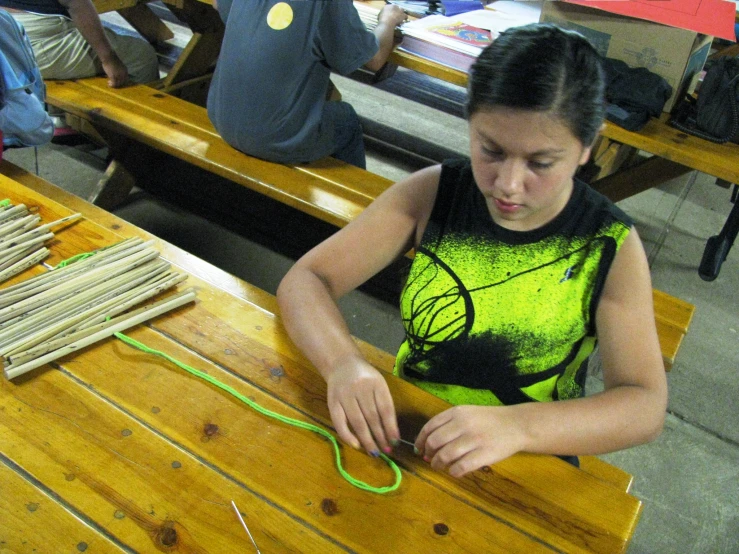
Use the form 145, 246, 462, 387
469, 107, 592, 232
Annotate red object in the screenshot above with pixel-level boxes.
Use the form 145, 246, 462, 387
564, 0, 737, 41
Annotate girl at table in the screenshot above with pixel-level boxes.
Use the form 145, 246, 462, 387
277, 24, 667, 477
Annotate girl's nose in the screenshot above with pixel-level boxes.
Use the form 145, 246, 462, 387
495, 159, 525, 197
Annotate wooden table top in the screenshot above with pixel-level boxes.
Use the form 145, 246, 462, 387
0, 163, 642, 552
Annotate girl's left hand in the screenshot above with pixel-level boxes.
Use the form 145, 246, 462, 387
415, 405, 527, 478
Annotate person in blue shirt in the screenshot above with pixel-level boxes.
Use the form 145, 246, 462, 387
207, 0, 405, 169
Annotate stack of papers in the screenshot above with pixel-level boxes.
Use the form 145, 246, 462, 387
401, 14, 495, 57
398, 3, 541, 71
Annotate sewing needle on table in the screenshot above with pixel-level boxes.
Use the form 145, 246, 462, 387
230, 500, 261, 553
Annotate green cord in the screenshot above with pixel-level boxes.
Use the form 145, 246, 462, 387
54, 240, 127, 269
113, 331, 402, 494
0, 199, 10, 208
52, 246, 401, 492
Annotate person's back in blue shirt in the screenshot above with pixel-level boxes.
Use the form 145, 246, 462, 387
207, 0, 404, 167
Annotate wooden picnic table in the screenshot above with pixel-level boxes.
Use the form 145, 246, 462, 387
0, 162, 643, 552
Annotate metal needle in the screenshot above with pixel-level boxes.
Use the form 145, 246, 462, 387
231, 500, 261, 554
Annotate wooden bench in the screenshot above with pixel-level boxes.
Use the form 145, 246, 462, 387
44, 78, 694, 370
1, 158, 637, 498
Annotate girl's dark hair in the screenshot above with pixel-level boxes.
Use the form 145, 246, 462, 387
467, 23, 606, 146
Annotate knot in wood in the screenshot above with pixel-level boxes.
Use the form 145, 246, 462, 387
157, 522, 178, 547
203, 423, 219, 437
270, 366, 285, 378
321, 498, 339, 516
433, 523, 449, 536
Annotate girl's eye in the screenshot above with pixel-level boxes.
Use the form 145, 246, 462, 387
482, 146, 504, 159
529, 160, 553, 170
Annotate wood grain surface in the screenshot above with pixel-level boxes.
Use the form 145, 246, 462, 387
1, 165, 642, 552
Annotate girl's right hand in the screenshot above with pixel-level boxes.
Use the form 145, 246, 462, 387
326, 359, 400, 457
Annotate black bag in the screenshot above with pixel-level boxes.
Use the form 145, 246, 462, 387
603, 58, 672, 132
669, 56, 739, 144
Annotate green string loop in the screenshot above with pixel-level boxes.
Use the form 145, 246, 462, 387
0, 199, 11, 208
113, 331, 402, 494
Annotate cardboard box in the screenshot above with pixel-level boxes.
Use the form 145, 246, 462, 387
539, 1, 713, 112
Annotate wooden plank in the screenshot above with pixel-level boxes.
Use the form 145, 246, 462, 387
0, 463, 126, 552
52, 327, 559, 553
161, 0, 224, 87
0, 169, 642, 553
0, 361, 347, 553
653, 289, 696, 334
600, 117, 739, 186
45, 80, 389, 228
654, 320, 683, 370
117, 2, 175, 43
579, 456, 634, 494
71, 78, 396, 202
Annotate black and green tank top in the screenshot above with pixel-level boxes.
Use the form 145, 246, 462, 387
394, 159, 633, 406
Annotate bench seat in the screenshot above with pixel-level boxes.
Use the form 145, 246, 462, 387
44, 78, 694, 369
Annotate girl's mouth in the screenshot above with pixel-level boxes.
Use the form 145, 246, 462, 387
494, 198, 522, 213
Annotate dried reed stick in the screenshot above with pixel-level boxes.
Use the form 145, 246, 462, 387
3, 288, 197, 380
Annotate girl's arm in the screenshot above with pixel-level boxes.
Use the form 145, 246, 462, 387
277, 165, 441, 455
416, 228, 668, 477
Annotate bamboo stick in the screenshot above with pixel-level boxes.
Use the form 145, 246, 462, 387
0, 204, 28, 225
0, 247, 41, 273
0, 218, 43, 243
0, 214, 40, 241
0, 213, 81, 247
70, 272, 188, 333
5, 278, 188, 367
3, 289, 197, 380
0, 248, 49, 284
0, 233, 53, 265
0, 237, 146, 302
0, 259, 171, 346
0, 247, 159, 324
0, 261, 173, 353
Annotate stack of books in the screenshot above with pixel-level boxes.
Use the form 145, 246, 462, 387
354, 1, 382, 31
399, 14, 495, 72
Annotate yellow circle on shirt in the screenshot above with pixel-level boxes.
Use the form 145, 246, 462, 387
267, 2, 293, 30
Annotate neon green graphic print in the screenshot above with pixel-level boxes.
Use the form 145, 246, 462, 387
395, 224, 629, 407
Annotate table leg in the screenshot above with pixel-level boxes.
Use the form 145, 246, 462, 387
699, 184, 738, 281
117, 2, 175, 44
160, 0, 224, 100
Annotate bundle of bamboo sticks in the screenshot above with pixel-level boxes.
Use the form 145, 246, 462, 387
1, 237, 196, 380
0, 199, 81, 284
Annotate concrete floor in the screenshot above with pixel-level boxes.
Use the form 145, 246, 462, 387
4, 12, 739, 553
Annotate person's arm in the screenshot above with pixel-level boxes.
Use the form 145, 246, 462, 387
416, 228, 668, 477
58, 0, 128, 87
277, 165, 441, 456
364, 4, 406, 72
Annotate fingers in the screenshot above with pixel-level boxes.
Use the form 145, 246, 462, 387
374, 385, 401, 452
329, 402, 361, 451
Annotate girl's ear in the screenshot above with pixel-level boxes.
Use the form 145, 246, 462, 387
578, 145, 593, 167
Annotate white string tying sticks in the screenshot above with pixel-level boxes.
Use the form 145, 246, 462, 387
230, 500, 261, 553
